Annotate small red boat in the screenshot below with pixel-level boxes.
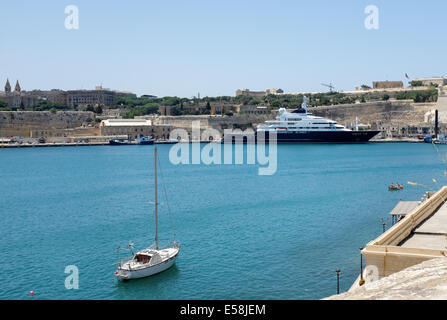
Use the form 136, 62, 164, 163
389, 184, 404, 191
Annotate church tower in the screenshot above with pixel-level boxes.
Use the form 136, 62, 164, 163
14, 80, 21, 92
5, 79, 11, 93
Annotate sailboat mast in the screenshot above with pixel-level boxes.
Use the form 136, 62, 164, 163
154, 147, 159, 250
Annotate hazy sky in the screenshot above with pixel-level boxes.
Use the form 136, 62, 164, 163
0, 1, 446, 97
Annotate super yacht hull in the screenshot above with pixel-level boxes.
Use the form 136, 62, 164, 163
109, 140, 131, 145
224, 130, 380, 144
138, 140, 154, 145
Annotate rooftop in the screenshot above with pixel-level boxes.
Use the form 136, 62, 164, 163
400, 201, 447, 250
100, 119, 152, 126
413, 77, 446, 80
389, 201, 420, 217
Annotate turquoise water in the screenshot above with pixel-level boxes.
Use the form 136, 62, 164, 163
1, 143, 446, 300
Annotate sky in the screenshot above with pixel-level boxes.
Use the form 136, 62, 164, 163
0, 0, 446, 97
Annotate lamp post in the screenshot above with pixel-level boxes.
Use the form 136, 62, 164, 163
380, 217, 389, 233
359, 247, 365, 286
381, 218, 386, 233
336, 269, 341, 294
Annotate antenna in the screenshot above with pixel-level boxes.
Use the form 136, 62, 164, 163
154, 147, 159, 250
321, 83, 335, 93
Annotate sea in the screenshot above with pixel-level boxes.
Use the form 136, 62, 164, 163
1, 142, 446, 300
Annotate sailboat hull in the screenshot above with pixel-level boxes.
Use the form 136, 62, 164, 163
116, 248, 179, 280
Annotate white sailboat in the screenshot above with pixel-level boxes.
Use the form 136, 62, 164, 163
115, 147, 180, 280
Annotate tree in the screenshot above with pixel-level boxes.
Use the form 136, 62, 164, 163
382, 94, 390, 101
0, 99, 7, 108
249, 97, 262, 105
409, 80, 423, 87
94, 106, 103, 114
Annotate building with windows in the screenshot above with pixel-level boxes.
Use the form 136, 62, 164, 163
266, 88, 284, 95
236, 88, 284, 97
235, 89, 267, 98
412, 77, 447, 87
0, 80, 136, 109
66, 89, 115, 108
1, 79, 70, 108
99, 119, 172, 140
372, 81, 404, 89
236, 105, 272, 115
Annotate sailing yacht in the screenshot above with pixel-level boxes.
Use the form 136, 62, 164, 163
115, 147, 180, 280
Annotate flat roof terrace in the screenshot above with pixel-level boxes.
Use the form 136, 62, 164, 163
400, 201, 447, 251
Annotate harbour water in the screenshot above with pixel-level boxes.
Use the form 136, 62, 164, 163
0, 143, 446, 300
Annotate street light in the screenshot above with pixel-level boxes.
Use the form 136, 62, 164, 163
359, 247, 365, 286
336, 269, 341, 294
380, 218, 389, 233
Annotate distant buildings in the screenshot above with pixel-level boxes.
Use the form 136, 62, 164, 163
235, 89, 267, 98
266, 88, 284, 95
0, 80, 136, 109
158, 105, 172, 116
412, 77, 447, 87
235, 88, 284, 97
99, 119, 172, 140
372, 81, 404, 89
236, 105, 272, 115
66, 87, 115, 108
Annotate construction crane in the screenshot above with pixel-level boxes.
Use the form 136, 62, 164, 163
321, 83, 335, 93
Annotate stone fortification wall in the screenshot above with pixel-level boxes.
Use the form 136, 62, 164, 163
156, 114, 273, 133
156, 101, 437, 133
0, 111, 95, 137
310, 100, 436, 129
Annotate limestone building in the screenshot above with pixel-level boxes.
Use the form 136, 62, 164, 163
266, 88, 284, 95
236, 105, 272, 115
412, 77, 447, 87
0, 80, 136, 109
66, 89, 115, 108
235, 89, 267, 98
100, 119, 172, 140
372, 81, 404, 89
0, 79, 25, 107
